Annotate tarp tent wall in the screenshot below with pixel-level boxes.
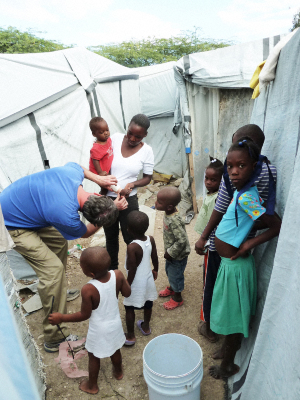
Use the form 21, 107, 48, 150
0, 208, 45, 400
0, 47, 140, 193
137, 62, 187, 178
229, 29, 300, 400
174, 34, 286, 200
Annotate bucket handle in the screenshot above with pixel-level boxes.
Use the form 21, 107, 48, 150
185, 382, 193, 392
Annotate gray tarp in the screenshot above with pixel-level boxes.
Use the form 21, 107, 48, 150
229, 29, 300, 400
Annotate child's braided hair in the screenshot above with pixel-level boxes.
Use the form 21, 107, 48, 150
207, 156, 223, 177
228, 137, 260, 162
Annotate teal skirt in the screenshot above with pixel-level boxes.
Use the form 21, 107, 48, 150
210, 254, 257, 337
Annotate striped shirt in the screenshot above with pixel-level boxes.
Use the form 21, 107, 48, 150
209, 163, 277, 251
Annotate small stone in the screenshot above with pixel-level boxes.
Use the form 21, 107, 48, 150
48, 389, 52, 392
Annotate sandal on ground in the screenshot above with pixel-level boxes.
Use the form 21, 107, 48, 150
163, 298, 184, 310
159, 287, 175, 297
185, 211, 195, 224
137, 320, 151, 336
124, 339, 136, 346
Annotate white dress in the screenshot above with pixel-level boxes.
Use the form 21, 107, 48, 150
123, 236, 158, 308
85, 271, 125, 358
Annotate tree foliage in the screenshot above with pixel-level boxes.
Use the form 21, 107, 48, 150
291, 10, 300, 31
0, 27, 71, 54
89, 28, 230, 67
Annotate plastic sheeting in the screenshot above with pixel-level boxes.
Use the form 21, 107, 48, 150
229, 29, 300, 400
0, 49, 141, 192
176, 34, 286, 89
185, 84, 253, 198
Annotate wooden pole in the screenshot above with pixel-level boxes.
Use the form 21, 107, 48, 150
188, 151, 198, 214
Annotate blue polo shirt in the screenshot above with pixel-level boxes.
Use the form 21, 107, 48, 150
0, 162, 87, 240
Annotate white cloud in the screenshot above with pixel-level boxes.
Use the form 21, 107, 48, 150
0, 0, 113, 24
87, 9, 180, 45
1, 0, 58, 23
49, 0, 113, 20
218, 0, 300, 41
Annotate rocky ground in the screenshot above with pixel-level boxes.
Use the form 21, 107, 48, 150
25, 183, 226, 400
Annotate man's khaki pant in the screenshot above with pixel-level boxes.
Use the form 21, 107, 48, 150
9, 226, 70, 342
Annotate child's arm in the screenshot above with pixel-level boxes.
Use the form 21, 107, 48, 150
149, 236, 159, 280
231, 213, 281, 260
92, 159, 108, 176
48, 284, 94, 325
81, 165, 117, 188
126, 243, 143, 285
165, 220, 189, 260
120, 173, 152, 197
115, 270, 131, 298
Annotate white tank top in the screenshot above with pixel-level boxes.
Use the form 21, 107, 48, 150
123, 236, 158, 308
85, 271, 125, 358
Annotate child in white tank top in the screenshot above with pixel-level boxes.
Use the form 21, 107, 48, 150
48, 247, 131, 395
123, 210, 159, 346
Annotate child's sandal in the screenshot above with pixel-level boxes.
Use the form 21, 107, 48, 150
159, 287, 175, 297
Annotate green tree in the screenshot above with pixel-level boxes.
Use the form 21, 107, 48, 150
89, 28, 230, 67
0, 27, 71, 53
291, 10, 300, 31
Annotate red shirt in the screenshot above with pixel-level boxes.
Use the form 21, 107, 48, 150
89, 138, 114, 174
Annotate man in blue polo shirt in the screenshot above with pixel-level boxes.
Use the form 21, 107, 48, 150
0, 162, 127, 352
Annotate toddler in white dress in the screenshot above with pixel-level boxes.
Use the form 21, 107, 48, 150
123, 210, 159, 345
49, 247, 131, 395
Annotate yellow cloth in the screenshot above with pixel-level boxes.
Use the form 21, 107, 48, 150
249, 60, 266, 99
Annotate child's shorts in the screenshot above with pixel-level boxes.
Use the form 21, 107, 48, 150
165, 256, 188, 293
124, 300, 153, 311
210, 254, 257, 338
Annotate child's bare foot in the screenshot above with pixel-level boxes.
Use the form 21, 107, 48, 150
198, 322, 219, 343
113, 366, 123, 380
209, 364, 240, 379
79, 379, 99, 394
212, 347, 225, 359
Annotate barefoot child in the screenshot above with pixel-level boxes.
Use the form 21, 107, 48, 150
156, 187, 191, 310
49, 247, 131, 394
208, 139, 281, 379
123, 211, 158, 345
89, 117, 113, 176
194, 157, 223, 339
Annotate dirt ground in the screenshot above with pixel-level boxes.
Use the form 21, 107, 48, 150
26, 189, 225, 400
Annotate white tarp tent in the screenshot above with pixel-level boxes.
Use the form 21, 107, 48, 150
0, 47, 140, 192
137, 61, 187, 178
174, 34, 286, 200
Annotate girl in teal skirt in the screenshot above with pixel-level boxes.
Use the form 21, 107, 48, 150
209, 138, 281, 379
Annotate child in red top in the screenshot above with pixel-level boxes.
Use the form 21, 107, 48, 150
89, 117, 113, 176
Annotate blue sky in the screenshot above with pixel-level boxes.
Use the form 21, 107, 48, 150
0, 0, 299, 48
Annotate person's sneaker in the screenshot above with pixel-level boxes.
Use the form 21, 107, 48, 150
67, 289, 80, 302
44, 334, 79, 353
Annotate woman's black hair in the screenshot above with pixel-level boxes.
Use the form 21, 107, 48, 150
207, 156, 223, 176
228, 136, 260, 163
130, 114, 150, 130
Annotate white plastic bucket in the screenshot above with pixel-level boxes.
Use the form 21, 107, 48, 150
139, 205, 156, 236
143, 334, 203, 400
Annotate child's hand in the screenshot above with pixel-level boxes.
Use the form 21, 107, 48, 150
164, 251, 172, 261
48, 312, 63, 325
195, 237, 207, 255
230, 242, 251, 260
152, 270, 158, 280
